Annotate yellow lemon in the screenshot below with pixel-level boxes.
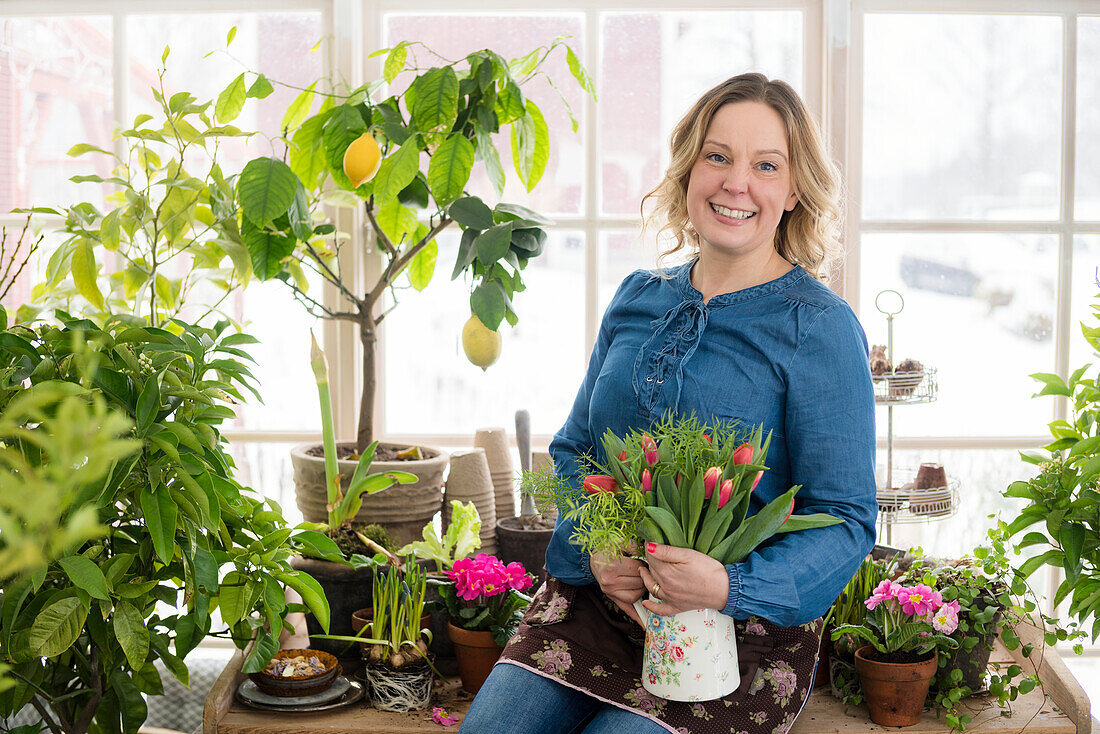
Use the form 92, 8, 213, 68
342, 132, 382, 187
462, 314, 502, 371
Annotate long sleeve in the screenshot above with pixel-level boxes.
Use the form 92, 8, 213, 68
721, 302, 878, 626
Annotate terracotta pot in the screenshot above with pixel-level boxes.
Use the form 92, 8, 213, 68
854, 645, 938, 727
447, 621, 503, 694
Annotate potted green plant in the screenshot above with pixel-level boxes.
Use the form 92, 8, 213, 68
831, 579, 959, 727
0, 316, 327, 734
440, 553, 533, 694
289, 334, 416, 660
825, 554, 897, 702
227, 41, 595, 544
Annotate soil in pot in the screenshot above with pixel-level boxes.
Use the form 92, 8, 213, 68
855, 645, 938, 727
496, 515, 554, 583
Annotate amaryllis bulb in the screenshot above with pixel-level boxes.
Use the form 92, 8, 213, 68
717, 479, 734, 508
583, 474, 618, 495
703, 466, 721, 499
641, 468, 652, 493
733, 444, 754, 465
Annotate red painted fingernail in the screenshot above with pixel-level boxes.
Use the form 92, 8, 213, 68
646, 542, 656, 554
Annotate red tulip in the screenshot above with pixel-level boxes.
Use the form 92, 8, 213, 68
641, 433, 658, 466
583, 474, 618, 495
703, 466, 721, 499
751, 471, 763, 491
782, 497, 795, 523
717, 479, 734, 508
641, 468, 652, 494
733, 444, 753, 465
702, 433, 712, 444
618, 450, 628, 462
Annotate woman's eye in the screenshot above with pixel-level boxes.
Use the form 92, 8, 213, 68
705, 152, 727, 164
759, 161, 778, 172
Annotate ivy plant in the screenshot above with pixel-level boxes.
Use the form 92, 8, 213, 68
232, 39, 596, 450
0, 316, 340, 734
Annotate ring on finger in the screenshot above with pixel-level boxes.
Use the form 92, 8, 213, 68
651, 582, 661, 599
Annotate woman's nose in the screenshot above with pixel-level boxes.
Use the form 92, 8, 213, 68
722, 163, 750, 193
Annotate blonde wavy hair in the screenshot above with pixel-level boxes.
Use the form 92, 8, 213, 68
641, 73, 843, 282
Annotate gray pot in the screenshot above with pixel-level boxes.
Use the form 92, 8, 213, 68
496, 516, 553, 584
289, 556, 374, 666
291, 442, 448, 546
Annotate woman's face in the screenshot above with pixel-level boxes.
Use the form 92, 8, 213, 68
685, 101, 798, 262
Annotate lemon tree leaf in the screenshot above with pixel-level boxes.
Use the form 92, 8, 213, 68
70, 238, 104, 310
276, 570, 330, 633
281, 82, 316, 133
384, 43, 408, 84
373, 137, 420, 204
410, 66, 458, 131
471, 279, 506, 331
112, 600, 149, 669
475, 222, 514, 266
238, 157, 297, 228
407, 240, 437, 291
30, 596, 87, 658
427, 134, 474, 207
247, 74, 274, 99
566, 46, 597, 100
58, 556, 111, 601
448, 196, 494, 230
322, 104, 367, 189
215, 73, 247, 124
522, 100, 549, 191
374, 198, 418, 248
475, 129, 505, 198
241, 218, 295, 280
139, 485, 177, 564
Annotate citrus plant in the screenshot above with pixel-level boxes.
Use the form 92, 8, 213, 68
231, 40, 596, 450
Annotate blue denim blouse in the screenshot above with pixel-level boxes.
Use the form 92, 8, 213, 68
544, 261, 877, 627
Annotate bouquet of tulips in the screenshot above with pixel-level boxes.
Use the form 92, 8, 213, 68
527, 415, 844, 563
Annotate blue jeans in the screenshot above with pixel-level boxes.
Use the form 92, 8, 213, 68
459, 662, 669, 734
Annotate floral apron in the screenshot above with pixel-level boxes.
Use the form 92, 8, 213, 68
496, 577, 822, 734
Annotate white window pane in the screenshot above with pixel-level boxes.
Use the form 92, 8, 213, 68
127, 12, 323, 173
0, 17, 114, 212
226, 441, 302, 524
384, 230, 585, 437
879, 449, 1036, 560
1077, 18, 1100, 220
863, 14, 1062, 221
600, 11, 803, 216
1070, 236, 1100, 371
598, 229, 691, 318
860, 233, 1057, 437
383, 14, 586, 217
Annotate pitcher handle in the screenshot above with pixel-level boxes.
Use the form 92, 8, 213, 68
633, 599, 650, 627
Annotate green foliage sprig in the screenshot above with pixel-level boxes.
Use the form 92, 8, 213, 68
0, 316, 330, 734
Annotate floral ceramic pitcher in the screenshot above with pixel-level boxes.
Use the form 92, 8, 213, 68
633, 599, 740, 701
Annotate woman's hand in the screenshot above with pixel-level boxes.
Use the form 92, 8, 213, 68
638, 543, 730, 616
590, 551, 646, 626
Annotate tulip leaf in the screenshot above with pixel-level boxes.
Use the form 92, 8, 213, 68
775, 513, 845, 533
682, 471, 706, 546
637, 518, 666, 545
694, 508, 734, 555
720, 487, 799, 565
643, 506, 687, 548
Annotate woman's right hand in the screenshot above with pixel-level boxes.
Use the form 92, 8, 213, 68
590, 551, 646, 627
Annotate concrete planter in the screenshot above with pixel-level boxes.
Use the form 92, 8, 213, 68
291, 442, 448, 547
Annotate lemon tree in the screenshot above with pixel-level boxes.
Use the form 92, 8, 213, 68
234, 40, 596, 449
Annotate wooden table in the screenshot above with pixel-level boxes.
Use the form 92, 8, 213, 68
204, 622, 1091, 734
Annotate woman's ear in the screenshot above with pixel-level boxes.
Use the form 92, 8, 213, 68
784, 189, 799, 212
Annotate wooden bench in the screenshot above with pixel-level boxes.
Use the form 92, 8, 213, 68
203, 621, 1090, 734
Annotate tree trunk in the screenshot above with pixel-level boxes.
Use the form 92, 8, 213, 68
357, 314, 377, 452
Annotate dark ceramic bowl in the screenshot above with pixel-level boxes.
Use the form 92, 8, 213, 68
248, 649, 340, 697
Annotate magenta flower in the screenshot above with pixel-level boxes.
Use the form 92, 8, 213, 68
446, 553, 530, 600
505, 561, 534, 592
897, 584, 938, 617
641, 433, 658, 466
432, 707, 458, 726
703, 466, 721, 499
641, 468, 652, 494
864, 579, 900, 611
717, 479, 734, 508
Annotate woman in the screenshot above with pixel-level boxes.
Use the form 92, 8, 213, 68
460, 73, 877, 734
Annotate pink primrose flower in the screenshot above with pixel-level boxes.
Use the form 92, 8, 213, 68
505, 561, 533, 592
931, 604, 959, 634
897, 584, 938, 617
447, 554, 515, 600
432, 707, 458, 726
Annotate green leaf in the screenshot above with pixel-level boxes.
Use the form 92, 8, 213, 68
215, 73, 247, 123
373, 137, 421, 203
449, 196, 495, 230
407, 240, 437, 291
247, 74, 274, 99
139, 486, 177, 564
112, 600, 149, 668
242, 217, 295, 280
67, 142, 114, 157
516, 100, 549, 191
1068, 435, 1100, 457
475, 129, 505, 198
288, 183, 313, 242
238, 156, 298, 228
470, 279, 507, 331
71, 238, 104, 309
242, 628, 280, 674
721, 487, 800, 565
110, 669, 148, 733
136, 374, 161, 435
58, 555, 111, 601
565, 46, 597, 100
642, 506, 688, 548
1030, 372, 1071, 397
384, 43, 408, 84
495, 202, 554, 226
292, 530, 346, 563
281, 82, 317, 132
30, 596, 87, 657
100, 209, 121, 251
219, 570, 250, 626
475, 222, 515, 266
410, 66, 459, 131
374, 198, 419, 248
1061, 521, 1086, 580
427, 134, 475, 207
322, 105, 367, 188
775, 513, 845, 533
289, 112, 330, 186
1017, 549, 1064, 579
277, 570, 330, 633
